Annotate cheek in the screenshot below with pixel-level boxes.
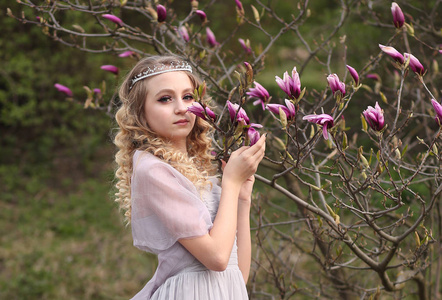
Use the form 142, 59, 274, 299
143, 108, 153, 128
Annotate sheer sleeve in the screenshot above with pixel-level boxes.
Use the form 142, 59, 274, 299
130, 152, 212, 254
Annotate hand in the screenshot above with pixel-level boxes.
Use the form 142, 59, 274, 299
220, 162, 255, 204
222, 134, 266, 187
238, 175, 255, 204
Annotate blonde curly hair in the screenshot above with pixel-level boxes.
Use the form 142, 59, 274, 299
114, 55, 217, 223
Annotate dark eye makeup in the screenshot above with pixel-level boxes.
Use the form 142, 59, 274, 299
157, 94, 194, 103
158, 96, 172, 102
183, 94, 194, 101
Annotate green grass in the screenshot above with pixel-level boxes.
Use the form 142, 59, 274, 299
0, 165, 156, 300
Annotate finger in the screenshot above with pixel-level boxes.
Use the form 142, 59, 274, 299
230, 145, 250, 158
250, 134, 266, 152
246, 175, 255, 182
250, 142, 266, 163
245, 135, 266, 158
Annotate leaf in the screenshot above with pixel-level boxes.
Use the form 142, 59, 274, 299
414, 231, 420, 248
272, 136, 286, 151
342, 132, 348, 150
336, 245, 343, 257
325, 203, 336, 218
83, 86, 93, 109
199, 50, 206, 60
279, 107, 287, 129
379, 91, 388, 104
72, 24, 85, 33
405, 23, 414, 37
361, 114, 368, 131
198, 81, 206, 98
296, 87, 306, 104
101, 80, 106, 95
251, 5, 260, 23
416, 136, 425, 144
401, 144, 408, 157
309, 125, 315, 139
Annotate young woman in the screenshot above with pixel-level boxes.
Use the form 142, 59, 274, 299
114, 55, 266, 299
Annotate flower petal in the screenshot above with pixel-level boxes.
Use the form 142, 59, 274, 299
156, 4, 167, 22
54, 83, 73, 97
101, 65, 119, 75
391, 2, 405, 29
102, 14, 123, 26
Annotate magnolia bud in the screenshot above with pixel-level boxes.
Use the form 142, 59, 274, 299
279, 107, 288, 129
251, 5, 260, 23
190, 0, 199, 10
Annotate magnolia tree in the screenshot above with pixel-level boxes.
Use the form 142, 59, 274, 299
10, 0, 442, 299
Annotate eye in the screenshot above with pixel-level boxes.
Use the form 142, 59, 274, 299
183, 94, 194, 101
158, 96, 172, 103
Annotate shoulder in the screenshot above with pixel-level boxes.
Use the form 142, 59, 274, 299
132, 150, 196, 192
133, 150, 174, 178
133, 150, 166, 169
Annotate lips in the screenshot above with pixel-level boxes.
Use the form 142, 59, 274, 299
174, 119, 189, 125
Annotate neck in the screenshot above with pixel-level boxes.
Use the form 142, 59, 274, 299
172, 140, 188, 155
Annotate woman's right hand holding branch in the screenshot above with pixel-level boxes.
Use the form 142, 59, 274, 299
179, 135, 265, 271
222, 134, 266, 186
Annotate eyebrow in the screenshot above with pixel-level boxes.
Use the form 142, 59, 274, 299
153, 88, 194, 98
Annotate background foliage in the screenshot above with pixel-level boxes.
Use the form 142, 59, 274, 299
1, 0, 442, 299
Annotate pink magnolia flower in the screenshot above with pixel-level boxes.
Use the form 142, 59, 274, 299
379, 44, 404, 64
431, 99, 442, 125
156, 5, 167, 22
404, 53, 425, 76
346, 65, 359, 85
227, 100, 249, 125
206, 27, 219, 47
238, 38, 252, 54
93, 88, 101, 94
178, 26, 190, 43
195, 10, 207, 22
118, 51, 134, 58
275, 67, 302, 100
363, 102, 385, 131
235, 0, 243, 11
266, 99, 296, 120
247, 81, 269, 110
102, 14, 123, 26
391, 2, 405, 29
101, 65, 119, 75
247, 126, 261, 146
327, 74, 346, 96
187, 102, 216, 121
303, 114, 334, 140
54, 83, 73, 97
366, 73, 381, 81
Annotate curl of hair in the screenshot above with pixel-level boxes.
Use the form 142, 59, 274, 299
113, 55, 217, 223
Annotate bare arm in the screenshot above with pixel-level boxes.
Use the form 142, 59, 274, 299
237, 192, 252, 282
179, 135, 266, 271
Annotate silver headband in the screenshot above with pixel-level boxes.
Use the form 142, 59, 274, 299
129, 61, 193, 90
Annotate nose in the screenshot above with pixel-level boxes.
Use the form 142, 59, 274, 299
174, 99, 188, 114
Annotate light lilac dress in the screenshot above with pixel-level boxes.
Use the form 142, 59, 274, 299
130, 151, 248, 300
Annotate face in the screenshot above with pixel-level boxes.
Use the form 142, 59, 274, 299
143, 71, 196, 151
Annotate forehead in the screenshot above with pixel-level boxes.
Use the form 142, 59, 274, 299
144, 71, 194, 92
